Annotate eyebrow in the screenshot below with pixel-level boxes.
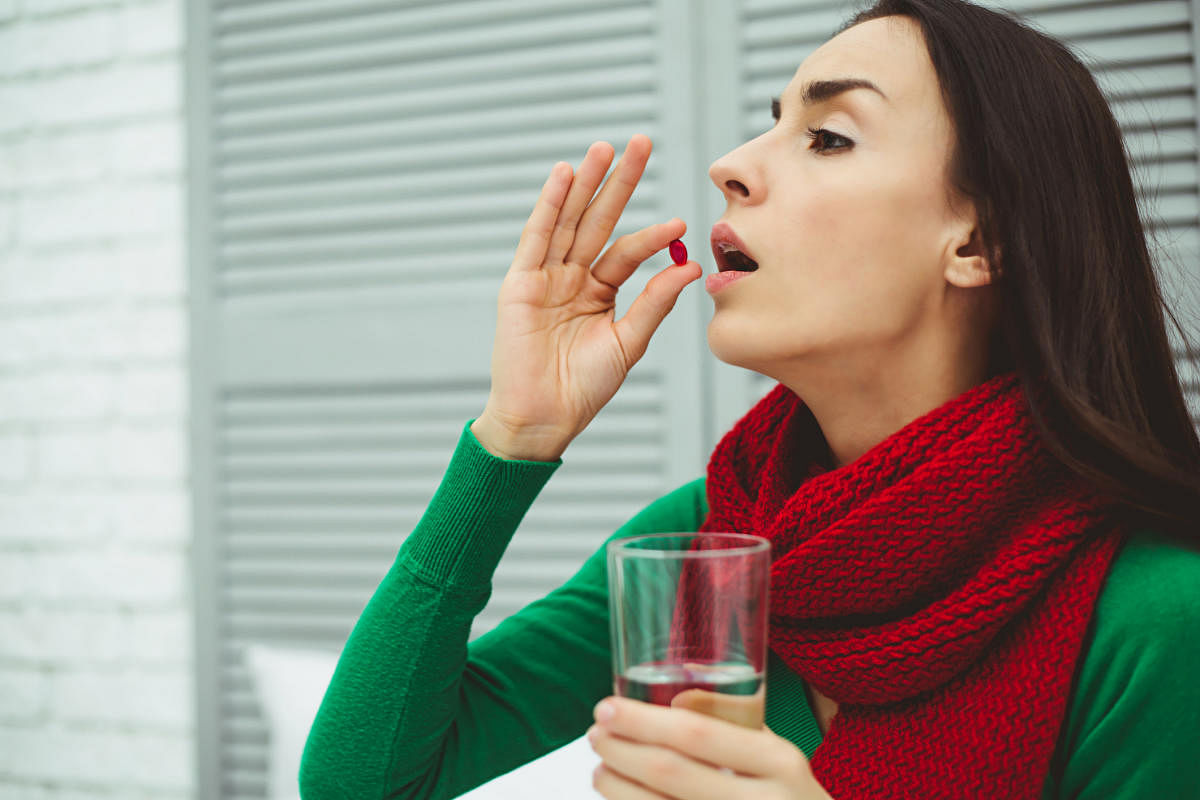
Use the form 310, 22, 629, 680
771, 78, 888, 121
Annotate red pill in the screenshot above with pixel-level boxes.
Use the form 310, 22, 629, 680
668, 239, 688, 265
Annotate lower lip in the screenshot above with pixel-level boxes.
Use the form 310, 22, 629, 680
705, 270, 754, 294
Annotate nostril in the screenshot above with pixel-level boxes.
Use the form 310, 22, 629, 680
725, 179, 749, 196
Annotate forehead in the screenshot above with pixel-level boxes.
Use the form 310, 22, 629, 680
785, 16, 936, 114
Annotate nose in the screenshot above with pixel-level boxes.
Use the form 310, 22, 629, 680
708, 148, 757, 204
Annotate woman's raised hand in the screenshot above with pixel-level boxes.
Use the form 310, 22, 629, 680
471, 134, 703, 462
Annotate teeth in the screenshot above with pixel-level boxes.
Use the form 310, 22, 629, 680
715, 240, 759, 271
718, 241, 754, 258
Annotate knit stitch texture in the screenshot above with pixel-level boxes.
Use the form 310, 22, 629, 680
693, 371, 1126, 799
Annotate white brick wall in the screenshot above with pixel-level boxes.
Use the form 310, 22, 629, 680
0, 0, 192, 797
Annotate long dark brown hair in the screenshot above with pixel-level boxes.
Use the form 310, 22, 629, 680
836, 0, 1200, 542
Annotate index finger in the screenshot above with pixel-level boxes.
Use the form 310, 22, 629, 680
593, 696, 798, 778
563, 134, 652, 268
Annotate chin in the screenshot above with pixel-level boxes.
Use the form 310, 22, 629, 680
706, 313, 766, 370
707, 313, 824, 376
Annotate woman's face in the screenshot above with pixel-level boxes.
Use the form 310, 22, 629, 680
706, 16, 986, 380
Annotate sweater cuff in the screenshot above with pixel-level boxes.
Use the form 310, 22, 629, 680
396, 418, 561, 590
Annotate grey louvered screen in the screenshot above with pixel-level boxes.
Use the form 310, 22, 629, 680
189, 1, 710, 798
714, 0, 1200, 427
213, 0, 666, 297
220, 384, 487, 649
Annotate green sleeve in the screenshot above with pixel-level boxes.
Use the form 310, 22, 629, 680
440, 473, 707, 798
297, 417, 706, 800
1047, 531, 1200, 800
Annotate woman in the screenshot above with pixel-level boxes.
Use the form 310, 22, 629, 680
299, 1, 1200, 798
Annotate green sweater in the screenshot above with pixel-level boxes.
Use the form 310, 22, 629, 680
300, 420, 1200, 800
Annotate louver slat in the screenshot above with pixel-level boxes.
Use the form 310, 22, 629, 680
212, 0, 644, 35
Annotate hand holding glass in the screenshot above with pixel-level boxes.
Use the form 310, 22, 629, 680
606, 533, 770, 728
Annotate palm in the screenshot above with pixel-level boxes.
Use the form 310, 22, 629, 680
480, 134, 701, 455
494, 264, 632, 428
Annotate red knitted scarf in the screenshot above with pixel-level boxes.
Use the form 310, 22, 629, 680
691, 371, 1126, 799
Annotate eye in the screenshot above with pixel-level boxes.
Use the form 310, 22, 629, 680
805, 127, 853, 154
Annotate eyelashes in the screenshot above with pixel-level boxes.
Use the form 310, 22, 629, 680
805, 127, 853, 154
767, 114, 855, 154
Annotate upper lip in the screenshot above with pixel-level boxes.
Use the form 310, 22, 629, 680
710, 222, 759, 273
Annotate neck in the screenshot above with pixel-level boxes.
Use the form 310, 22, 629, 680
774, 332, 993, 469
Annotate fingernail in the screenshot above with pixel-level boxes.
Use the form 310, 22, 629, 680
595, 700, 615, 722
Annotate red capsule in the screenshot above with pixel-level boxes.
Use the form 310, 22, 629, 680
668, 239, 688, 265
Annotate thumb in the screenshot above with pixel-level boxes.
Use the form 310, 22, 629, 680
670, 688, 765, 730
612, 261, 702, 368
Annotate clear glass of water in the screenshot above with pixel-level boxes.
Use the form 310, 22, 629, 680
606, 532, 770, 729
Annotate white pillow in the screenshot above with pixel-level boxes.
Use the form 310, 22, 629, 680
242, 643, 340, 800
243, 643, 602, 800
457, 734, 602, 800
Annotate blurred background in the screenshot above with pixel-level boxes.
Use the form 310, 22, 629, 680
1, 0, 1197, 798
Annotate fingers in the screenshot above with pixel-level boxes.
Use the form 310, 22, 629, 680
511, 161, 574, 273
589, 725, 744, 800
612, 259, 702, 369
544, 141, 615, 267
592, 696, 804, 780
592, 218, 686, 291
564, 134, 653, 268
591, 763, 664, 800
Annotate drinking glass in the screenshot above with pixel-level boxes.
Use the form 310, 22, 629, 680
606, 532, 770, 728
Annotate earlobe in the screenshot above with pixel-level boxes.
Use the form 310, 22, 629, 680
945, 256, 994, 288
945, 226, 996, 288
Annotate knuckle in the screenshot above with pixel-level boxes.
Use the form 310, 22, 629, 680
769, 749, 803, 779
614, 170, 639, 190
590, 209, 619, 232
646, 751, 682, 782
680, 718, 709, 744
648, 280, 677, 310
772, 742, 812, 781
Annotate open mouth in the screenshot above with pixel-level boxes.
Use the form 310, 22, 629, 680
715, 243, 759, 273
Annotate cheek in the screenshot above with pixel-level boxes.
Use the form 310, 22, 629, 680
770, 206, 940, 338
800, 170, 940, 283
708, 167, 948, 363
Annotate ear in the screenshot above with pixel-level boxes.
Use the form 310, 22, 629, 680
944, 226, 998, 288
